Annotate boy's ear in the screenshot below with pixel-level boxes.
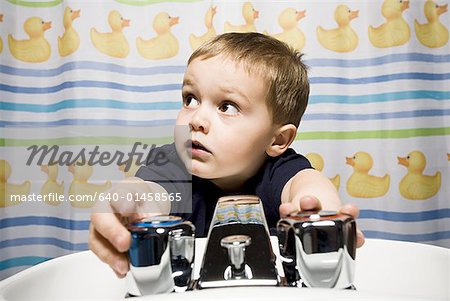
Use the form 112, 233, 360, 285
266, 124, 297, 157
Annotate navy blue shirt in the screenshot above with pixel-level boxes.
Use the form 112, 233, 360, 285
136, 143, 312, 237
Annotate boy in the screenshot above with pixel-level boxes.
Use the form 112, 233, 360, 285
89, 32, 364, 278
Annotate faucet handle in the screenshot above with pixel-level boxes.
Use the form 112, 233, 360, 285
169, 225, 195, 292
220, 235, 252, 279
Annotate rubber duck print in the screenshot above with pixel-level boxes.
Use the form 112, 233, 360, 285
0, 14, 3, 53
266, 8, 306, 51
0, 160, 31, 207
118, 161, 142, 178
90, 10, 130, 58
68, 162, 111, 208
136, 12, 179, 60
224, 2, 259, 33
368, 0, 411, 48
306, 153, 340, 190
346, 151, 390, 198
317, 5, 359, 52
189, 6, 217, 51
58, 6, 81, 57
8, 16, 52, 63
398, 151, 441, 200
414, 0, 448, 48
40, 164, 64, 206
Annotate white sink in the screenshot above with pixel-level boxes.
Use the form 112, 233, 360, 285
0, 238, 448, 300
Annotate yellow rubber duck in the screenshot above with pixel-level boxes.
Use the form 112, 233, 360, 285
414, 0, 448, 48
266, 8, 306, 51
189, 6, 217, 51
8, 17, 52, 63
90, 10, 130, 58
1, 160, 31, 207
398, 151, 441, 200
58, 7, 81, 57
136, 12, 179, 60
317, 5, 359, 52
68, 163, 111, 208
0, 14, 3, 53
224, 2, 259, 33
306, 153, 340, 190
368, 0, 410, 48
118, 160, 142, 178
40, 164, 64, 206
346, 151, 390, 198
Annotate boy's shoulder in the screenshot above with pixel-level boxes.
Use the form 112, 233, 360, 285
135, 143, 188, 179
265, 148, 311, 169
252, 148, 312, 192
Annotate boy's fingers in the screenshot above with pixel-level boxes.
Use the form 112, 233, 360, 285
356, 227, 365, 248
279, 203, 296, 217
280, 200, 366, 248
279, 195, 323, 217
340, 203, 360, 219
339, 204, 365, 248
88, 223, 130, 276
299, 195, 322, 211
90, 213, 131, 253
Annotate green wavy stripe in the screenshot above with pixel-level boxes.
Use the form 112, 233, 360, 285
114, 0, 202, 5
296, 127, 450, 140
1, 127, 448, 146
6, 0, 63, 8
0, 136, 172, 147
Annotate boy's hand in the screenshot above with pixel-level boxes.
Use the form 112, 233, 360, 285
279, 195, 365, 248
89, 177, 170, 278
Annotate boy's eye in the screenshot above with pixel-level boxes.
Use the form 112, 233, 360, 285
218, 103, 239, 115
184, 95, 200, 108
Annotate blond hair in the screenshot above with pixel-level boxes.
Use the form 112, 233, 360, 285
188, 32, 309, 127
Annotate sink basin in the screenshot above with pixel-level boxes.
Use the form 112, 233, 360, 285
0, 238, 448, 300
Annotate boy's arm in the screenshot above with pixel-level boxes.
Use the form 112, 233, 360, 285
280, 168, 365, 247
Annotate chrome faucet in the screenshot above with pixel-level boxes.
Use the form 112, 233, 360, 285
221, 235, 253, 280
197, 195, 279, 288
127, 216, 195, 296
126, 199, 358, 296
277, 211, 357, 289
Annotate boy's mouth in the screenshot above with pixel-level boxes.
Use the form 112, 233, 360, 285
186, 140, 211, 154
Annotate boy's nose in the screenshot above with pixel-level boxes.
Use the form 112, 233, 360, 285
189, 108, 210, 134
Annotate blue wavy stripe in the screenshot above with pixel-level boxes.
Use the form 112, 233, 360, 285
0, 238, 88, 251
1, 91, 448, 114
0, 62, 186, 77
0, 216, 90, 230
309, 90, 449, 104
304, 109, 450, 121
0, 119, 176, 127
363, 230, 450, 242
0, 81, 181, 94
0, 257, 51, 270
2, 109, 448, 128
1, 74, 449, 94
0, 99, 181, 112
310, 73, 450, 85
305, 53, 450, 67
359, 209, 450, 222
1, 54, 448, 77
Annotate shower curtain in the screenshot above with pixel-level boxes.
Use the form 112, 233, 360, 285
1, 0, 449, 280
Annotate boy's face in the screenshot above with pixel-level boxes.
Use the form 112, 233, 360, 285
176, 54, 278, 191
